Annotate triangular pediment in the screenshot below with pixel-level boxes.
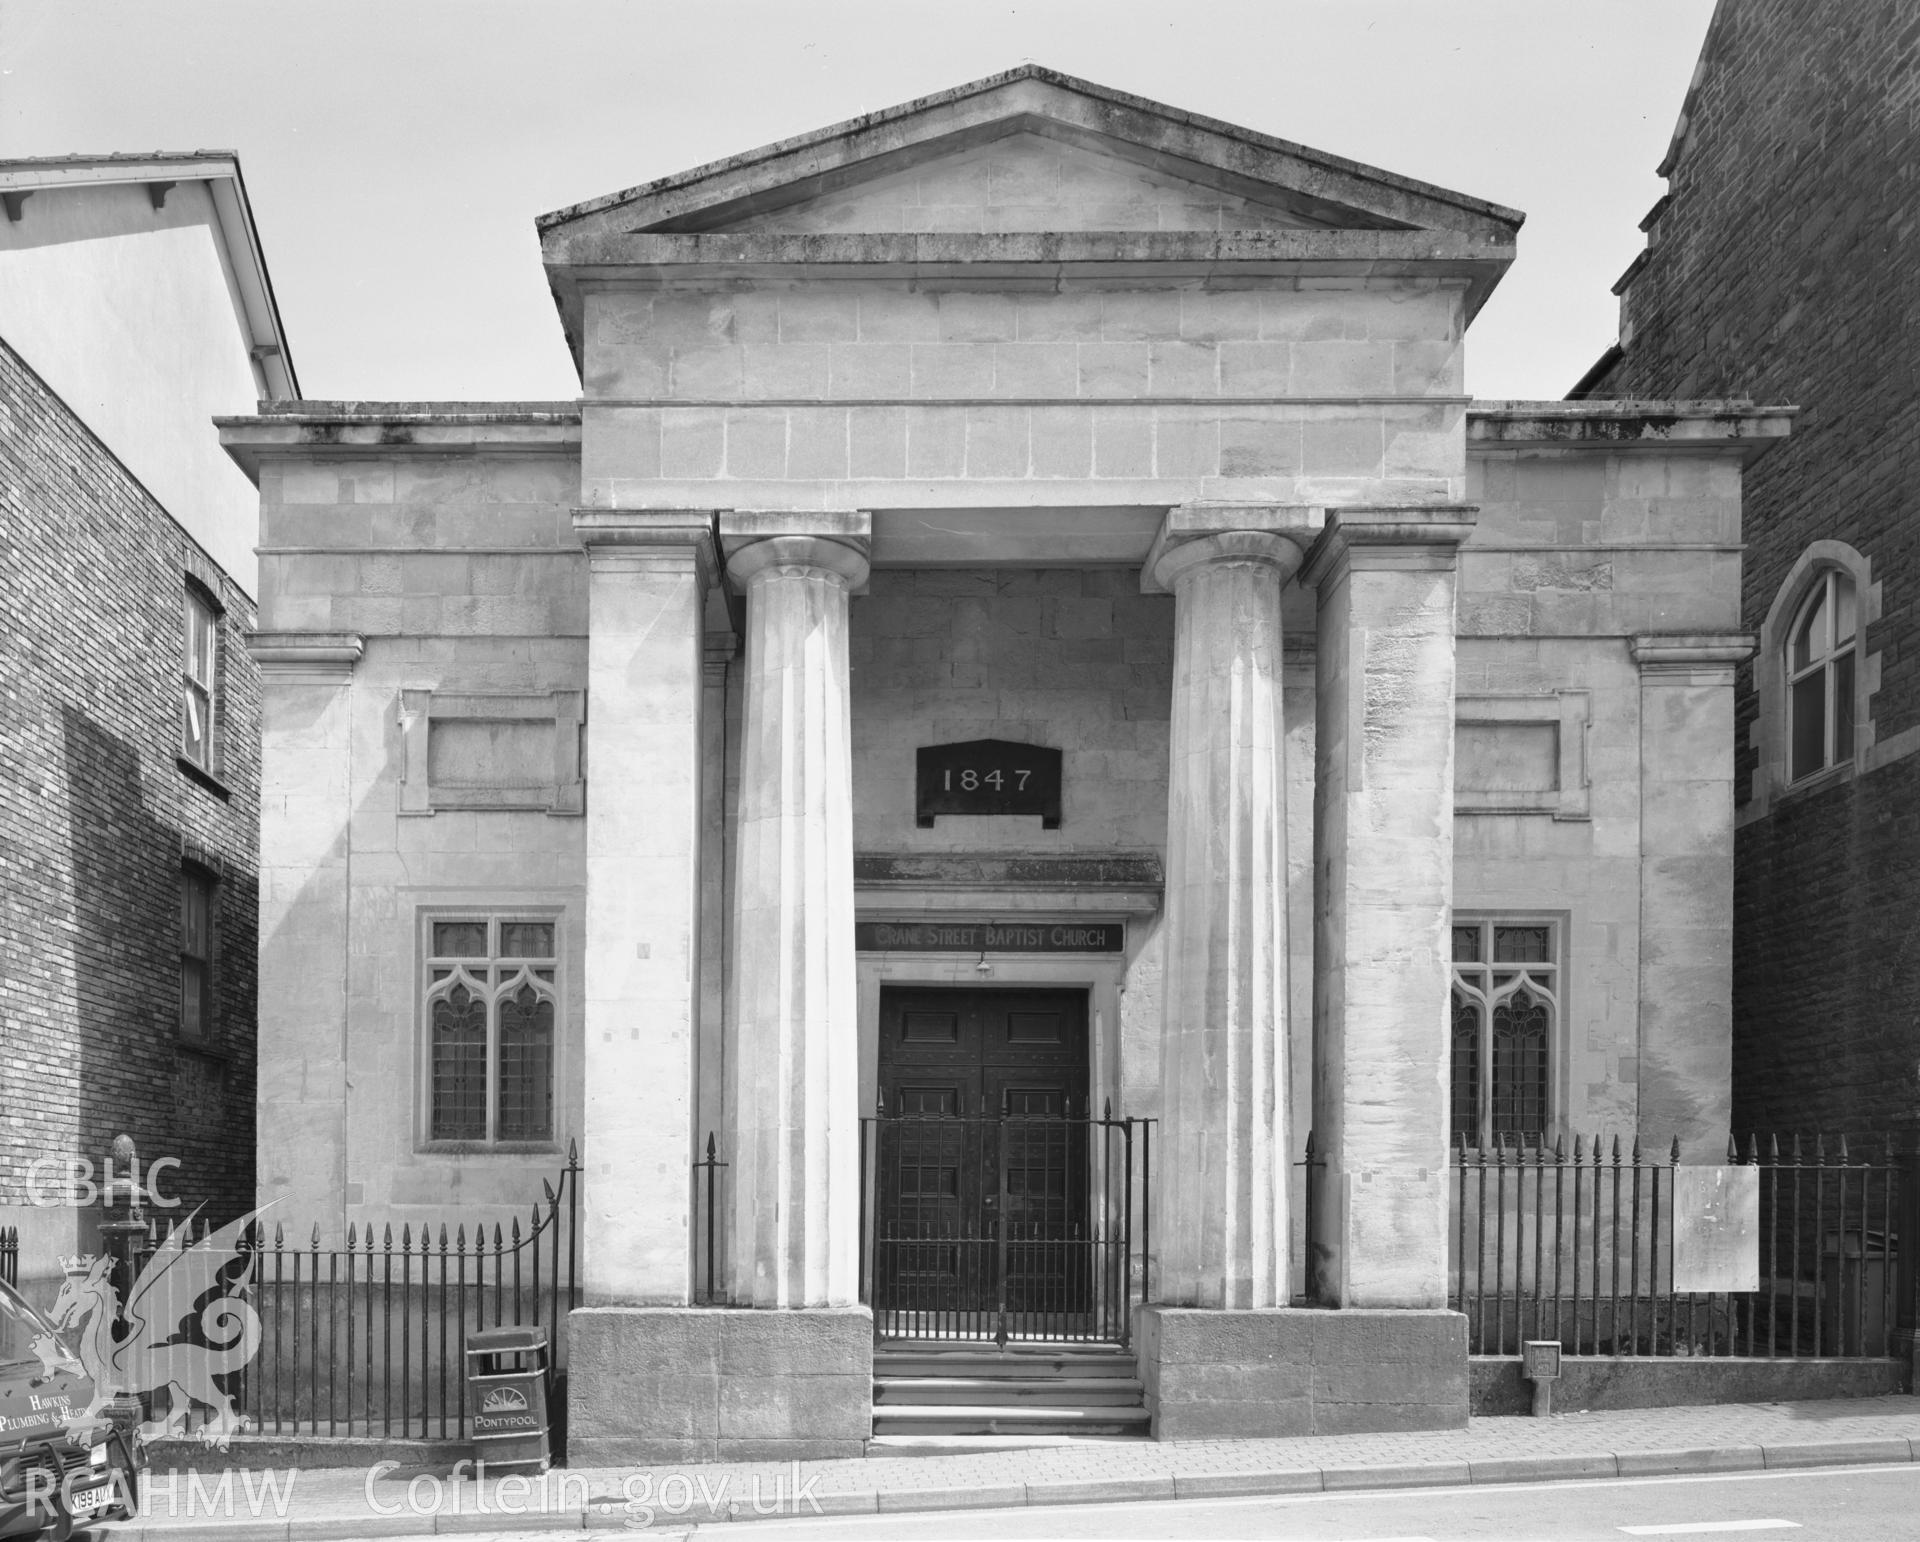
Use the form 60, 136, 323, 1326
539, 66, 1522, 243
678, 127, 1340, 236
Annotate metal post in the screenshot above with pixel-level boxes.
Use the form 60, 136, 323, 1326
1893, 1141, 1920, 1389
994, 1109, 1009, 1349
1141, 1119, 1153, 1320
97, 1134, 150, 1321
1121, 1116, 1135, 1348
858, 1115, 869, 1306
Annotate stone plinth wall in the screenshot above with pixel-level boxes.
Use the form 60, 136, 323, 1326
1471, 1355, 1906, 1416
567, 1306, 872, 1464
1136, 1306, 1467, 1438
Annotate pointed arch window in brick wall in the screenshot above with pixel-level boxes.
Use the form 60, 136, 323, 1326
1450, 918, 1558, 1149
1787, 568, 1858, 783
425, 918, 558, 1145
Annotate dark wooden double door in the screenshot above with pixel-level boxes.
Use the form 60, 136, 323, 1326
874, 987, 1091, 1336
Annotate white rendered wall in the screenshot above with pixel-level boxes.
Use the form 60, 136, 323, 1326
0, 179, 267, 592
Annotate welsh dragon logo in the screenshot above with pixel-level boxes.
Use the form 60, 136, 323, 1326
47, 1210, 265, 1450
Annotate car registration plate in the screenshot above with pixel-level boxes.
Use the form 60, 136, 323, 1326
68, 1483, 113, 1515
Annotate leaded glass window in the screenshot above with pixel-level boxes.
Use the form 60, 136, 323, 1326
424, 916, 558, 1144
1450, 916, 1558, 1148
1787, 569, 1858, 782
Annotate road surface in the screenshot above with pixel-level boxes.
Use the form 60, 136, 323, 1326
417, 1462, 1920, 1540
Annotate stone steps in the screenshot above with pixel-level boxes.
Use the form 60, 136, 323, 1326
876, 1375, 1146, 1406
871, 1344, 1149, 1439
872, 1403, 1153, 1437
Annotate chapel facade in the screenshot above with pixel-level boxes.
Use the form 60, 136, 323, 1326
221, 68, 1786, 1454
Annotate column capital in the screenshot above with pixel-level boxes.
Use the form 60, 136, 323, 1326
718, 511, 873, 594
1141, 503, 1318, 594
1297, 504, 1479, 590
248, 631, 364, 682
1147, 529, 1307, 594
725, 536, 871, 592
572, 509, 720, 588
1631, 632, 1755, 681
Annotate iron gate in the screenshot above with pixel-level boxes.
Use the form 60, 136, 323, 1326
859, 1099, 1152, 1346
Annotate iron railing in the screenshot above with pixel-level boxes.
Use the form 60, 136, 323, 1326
691, 1126, 1323, 1318
231, 1143, 581, 1439
693, 1132, 727, 1305
1294, 1130, 1322, 1301
1451, 1133, 1907, 1359
859, 1099, 1153, 1347
0, 1227, 15, 1289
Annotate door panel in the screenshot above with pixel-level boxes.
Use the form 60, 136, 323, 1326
875, 987, 1090, 1336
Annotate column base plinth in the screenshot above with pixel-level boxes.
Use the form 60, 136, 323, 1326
1134, 1305, 1466, 1440
567, 1306, 872, 1464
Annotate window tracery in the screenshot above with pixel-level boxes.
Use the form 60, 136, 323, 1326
424, 918, 557, 1145
1450, 917, 1558, 1149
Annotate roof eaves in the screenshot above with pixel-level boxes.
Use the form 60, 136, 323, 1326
0, 151, 301, 400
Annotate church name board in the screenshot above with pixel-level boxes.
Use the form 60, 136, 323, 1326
916, 739, 1062, 828
855, 921, 1124, 954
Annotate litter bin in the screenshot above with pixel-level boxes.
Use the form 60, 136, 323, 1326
1820, 1231, 1892, 1356
466, 1326, 551, 1473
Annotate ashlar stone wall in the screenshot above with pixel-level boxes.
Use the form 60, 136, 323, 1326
849, 567, 1174, 852
1458, 430, 1747, 1151
580, 281, 1465, 513
254, 438, 589, 1240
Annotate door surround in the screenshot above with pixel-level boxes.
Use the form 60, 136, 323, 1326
854, 913, 1134, 1131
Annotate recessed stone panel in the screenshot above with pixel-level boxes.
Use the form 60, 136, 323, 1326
1456, 721, 1558, 794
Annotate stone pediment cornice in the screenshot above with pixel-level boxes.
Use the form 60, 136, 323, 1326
537, 66, 1522, 245
537, 67, 1524, 379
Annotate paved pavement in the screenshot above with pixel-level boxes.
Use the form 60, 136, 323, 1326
127, 1395, 1920, 1538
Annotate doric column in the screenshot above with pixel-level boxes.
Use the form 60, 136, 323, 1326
1631, 634, 1753, 1161
249, 631, 363, 1232
572, 511, 716, 1305
1301, 506, 1475, 1309
722, 514, 870, 1308
1149, 525, 1307, 1308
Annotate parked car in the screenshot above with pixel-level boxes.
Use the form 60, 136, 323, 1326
0, 1279, 139, 1541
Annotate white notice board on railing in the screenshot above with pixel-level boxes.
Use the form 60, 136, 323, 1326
1671, 1165, 1761, 1293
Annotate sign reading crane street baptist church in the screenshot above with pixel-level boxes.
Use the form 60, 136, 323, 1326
855, 920, 1124, 953
916, 738, 1062, 828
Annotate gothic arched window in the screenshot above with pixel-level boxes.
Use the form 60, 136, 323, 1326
1450, 917, 1558, 1149
424, 917, 559, 1145
1786, 568, 1859, 782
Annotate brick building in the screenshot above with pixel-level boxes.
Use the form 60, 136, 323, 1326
221, 68, 1786, 1451
1570, 1, 1920, 1139
0, 154, 298, 1288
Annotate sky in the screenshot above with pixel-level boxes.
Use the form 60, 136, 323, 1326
1, 0, 1717, 403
